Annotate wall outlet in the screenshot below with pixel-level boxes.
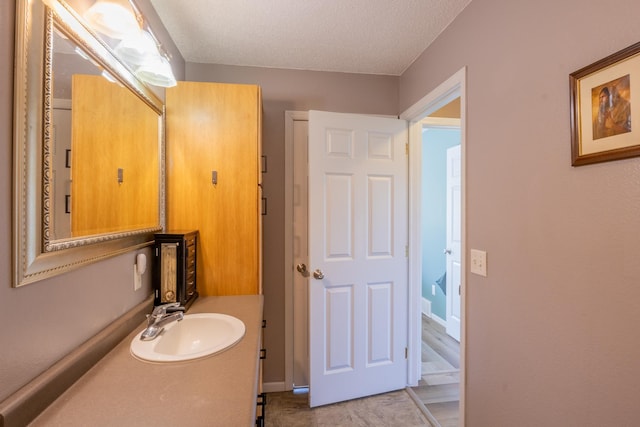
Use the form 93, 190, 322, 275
470, 249, 487, 277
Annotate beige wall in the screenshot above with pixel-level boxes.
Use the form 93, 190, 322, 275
186, 63, 399, 383
400, 0, 640, 425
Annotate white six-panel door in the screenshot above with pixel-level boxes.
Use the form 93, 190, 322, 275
445, 144, 462, 341
308, 111, 408, 407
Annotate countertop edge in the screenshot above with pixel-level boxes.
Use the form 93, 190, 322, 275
0, 296, 153, 427
30, 295, 264, 427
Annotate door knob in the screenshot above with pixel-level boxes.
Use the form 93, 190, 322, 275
312, 269, 324, 280
444, 248, 452, 255
296, 263, 309, 277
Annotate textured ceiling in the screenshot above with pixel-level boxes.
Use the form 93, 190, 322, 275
150, 0, 471, 76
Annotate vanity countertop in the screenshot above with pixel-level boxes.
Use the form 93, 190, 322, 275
30, 295, 263, 427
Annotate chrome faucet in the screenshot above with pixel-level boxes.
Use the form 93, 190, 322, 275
140, 302, 185, 341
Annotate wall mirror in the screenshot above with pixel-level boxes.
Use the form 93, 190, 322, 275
13, 0, 165, 287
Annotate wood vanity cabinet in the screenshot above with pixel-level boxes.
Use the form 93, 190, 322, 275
166, 82, 262, 296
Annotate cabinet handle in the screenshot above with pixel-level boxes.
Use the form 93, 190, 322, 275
256, 392, 266, 427
260, 348, 267, 360
256, 392, 267, 407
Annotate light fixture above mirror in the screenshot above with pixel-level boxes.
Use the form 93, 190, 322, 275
114, 29, 160, 66
83, 0, 140, 39
48, 0, 177, 87
135, 54, 176, 87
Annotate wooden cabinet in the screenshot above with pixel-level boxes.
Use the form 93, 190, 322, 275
166, 82, 262, 296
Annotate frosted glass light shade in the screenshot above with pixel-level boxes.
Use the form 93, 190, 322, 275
136, 55, 177, 87
115, 30, 159, 66
101, 70, 118, 84
83, 0, 139, 39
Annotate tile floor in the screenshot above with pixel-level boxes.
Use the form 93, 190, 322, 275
265, 389, 431, 427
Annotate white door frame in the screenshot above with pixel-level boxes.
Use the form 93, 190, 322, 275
284, 110, 309, 392
401, 66, 466, 423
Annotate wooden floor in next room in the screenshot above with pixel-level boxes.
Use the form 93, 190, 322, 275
408, 315, 461, 427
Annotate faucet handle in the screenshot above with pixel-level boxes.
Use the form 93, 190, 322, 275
151, 302, 182, 316
165, 305, 186, 314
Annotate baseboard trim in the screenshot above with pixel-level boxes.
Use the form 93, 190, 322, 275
421, 297, 432, 317
422, 298, 448, 327
406, 387, 441, 427
262, 382, 287, 393
431, 313, 446, 327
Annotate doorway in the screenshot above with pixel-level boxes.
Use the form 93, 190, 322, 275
420, 116, 461, 340
413, 114, 462, 425
403, 67, 466, 424
283, 67, 467, 419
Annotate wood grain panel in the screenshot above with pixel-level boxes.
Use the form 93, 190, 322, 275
166, 82, 262, 296
71, 74, 159, 236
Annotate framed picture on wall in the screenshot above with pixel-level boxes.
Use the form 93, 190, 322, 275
570, 41, 640, 166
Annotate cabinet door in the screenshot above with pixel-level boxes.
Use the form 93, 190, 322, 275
166, 82, 262, 295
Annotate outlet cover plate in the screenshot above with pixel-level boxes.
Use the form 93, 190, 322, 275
470, 249, 487, 277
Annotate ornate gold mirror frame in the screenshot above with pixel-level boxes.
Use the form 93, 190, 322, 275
13, 0, 165, 287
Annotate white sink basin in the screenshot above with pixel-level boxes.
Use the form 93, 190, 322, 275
130, 313, 245, 363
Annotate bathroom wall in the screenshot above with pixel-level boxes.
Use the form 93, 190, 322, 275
0, 0, 184, 403
400, 0, 640, 424
186, 63, 399, 383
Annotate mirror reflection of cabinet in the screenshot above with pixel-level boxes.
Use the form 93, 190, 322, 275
71, 74, 160, 236
52, 100, 72, 239
166, 82, 262, 296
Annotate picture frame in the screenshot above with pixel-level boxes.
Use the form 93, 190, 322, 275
570, 41, 640, 166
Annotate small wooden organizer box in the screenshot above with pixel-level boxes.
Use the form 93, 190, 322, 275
152, 230, 198, 309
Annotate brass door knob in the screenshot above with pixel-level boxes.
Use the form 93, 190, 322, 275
296, 263, 309, 277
